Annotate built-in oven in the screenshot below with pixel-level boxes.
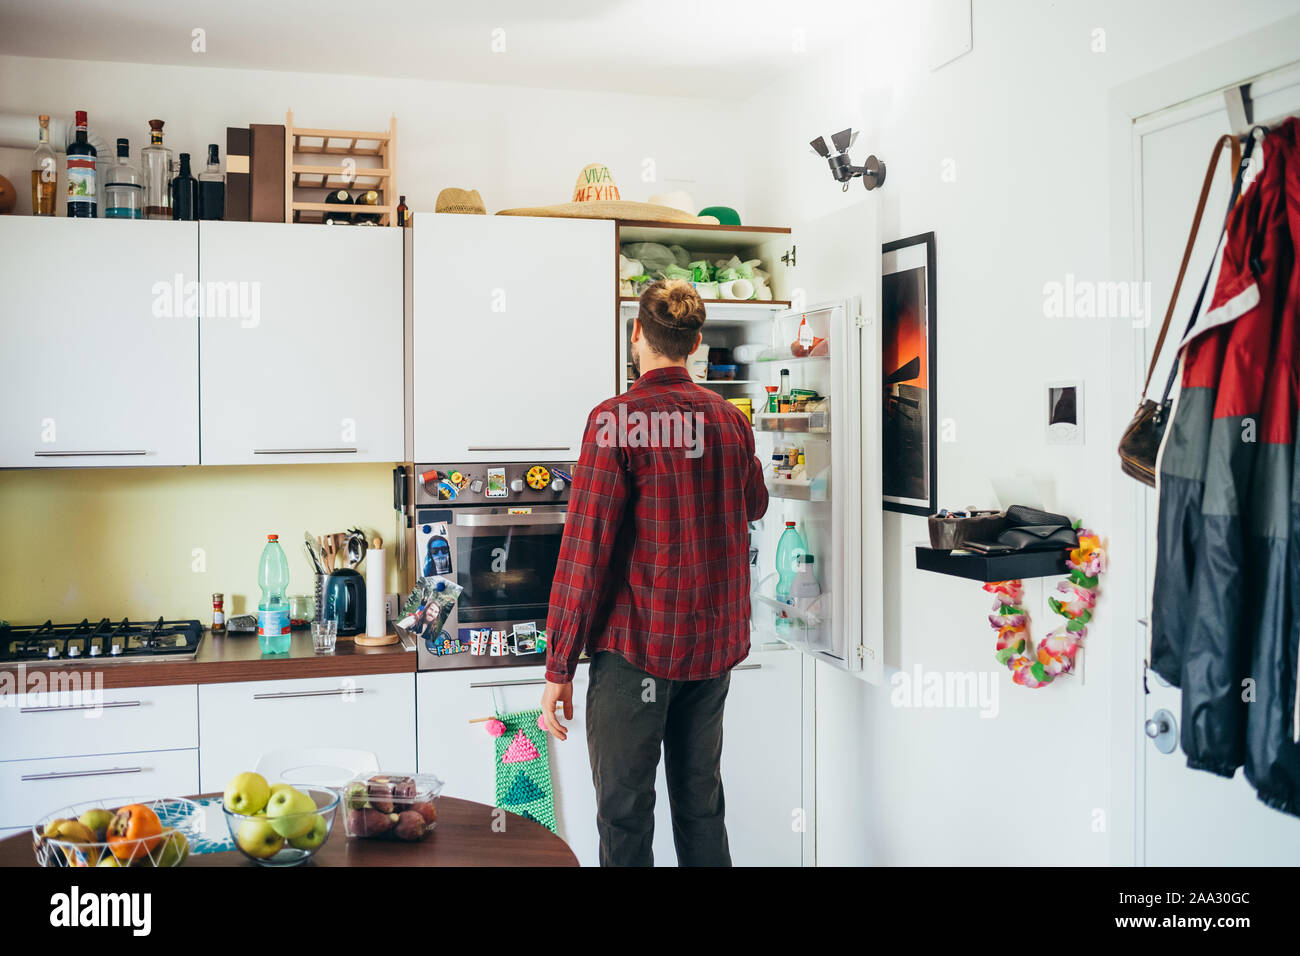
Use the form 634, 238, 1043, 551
411, 461, 574, 671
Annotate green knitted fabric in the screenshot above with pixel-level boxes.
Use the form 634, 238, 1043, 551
493, 708, 557, 833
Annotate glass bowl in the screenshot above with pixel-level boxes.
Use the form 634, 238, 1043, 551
221, 785, 339, 866
32, 795, 203, 868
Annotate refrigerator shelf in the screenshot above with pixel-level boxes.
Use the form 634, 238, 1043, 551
765, 471, 828, 501
754, 410, 830, 433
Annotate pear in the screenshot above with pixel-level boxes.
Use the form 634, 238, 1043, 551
77, 808, 115, 841
150, 831, 189, 867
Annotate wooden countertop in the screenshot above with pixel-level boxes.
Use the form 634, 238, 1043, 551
0, 629, 417, 689
1, 795, 579, 868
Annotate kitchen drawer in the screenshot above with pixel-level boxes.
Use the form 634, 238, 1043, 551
198, 673, 415, 792
0, 749, 200, 829
0, 684, 198, 763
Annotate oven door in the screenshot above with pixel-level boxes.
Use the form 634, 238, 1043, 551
415, 506, 566, 670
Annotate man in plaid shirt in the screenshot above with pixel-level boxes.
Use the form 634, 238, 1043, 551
541, 280, 768, 866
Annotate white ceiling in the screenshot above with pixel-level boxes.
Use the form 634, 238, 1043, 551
0, 0, 880, 98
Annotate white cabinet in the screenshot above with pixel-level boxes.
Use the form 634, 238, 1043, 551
651, 644, 804, 866
197, 673, 415, 792
0, 217, 200, 467
197, 222, 403, 465
416, 665, 598, 866
411, 215, 615, 463
0, 749, 200, 829
0, 684, 198, 762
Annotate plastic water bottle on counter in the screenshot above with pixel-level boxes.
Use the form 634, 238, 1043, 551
257, 534, 291, 655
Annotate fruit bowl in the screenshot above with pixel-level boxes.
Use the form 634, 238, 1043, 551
33, 796, 201, 868
222, 785, 339, 867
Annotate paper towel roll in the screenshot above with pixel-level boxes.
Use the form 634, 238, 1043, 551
365, 546, 387, 637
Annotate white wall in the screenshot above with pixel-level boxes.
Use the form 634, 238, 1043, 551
741, 0, 1299, 865
0, 55, 743, 218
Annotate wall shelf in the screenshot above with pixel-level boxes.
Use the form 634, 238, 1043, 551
914, 546, 1069, 582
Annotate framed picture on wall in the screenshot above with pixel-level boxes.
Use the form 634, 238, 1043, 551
881, 231, 937, 516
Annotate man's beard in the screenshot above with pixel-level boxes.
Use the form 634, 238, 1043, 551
630, 339, 641, 376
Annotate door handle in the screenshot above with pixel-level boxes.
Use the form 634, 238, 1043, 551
252, 688, 366, 700
253, 447, 358, 455
34, 450, 147, 457
20, 700, 142, 714
1145, 708, 1178, 754
732, 664, 762, 672
457, 513, 567, 527
21, 766, 144, 782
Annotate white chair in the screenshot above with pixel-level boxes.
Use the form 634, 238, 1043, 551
254, 748, 379, 789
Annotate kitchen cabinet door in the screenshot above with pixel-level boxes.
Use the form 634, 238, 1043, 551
0, 217, 200, 467
197, 222, 403, 465
197, 673, 415, 792
0, 749, 199, 829
411, 215, 616, 463
651, 643, 804, 866
416, 665, 597, 865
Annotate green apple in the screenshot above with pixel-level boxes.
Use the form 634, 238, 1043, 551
235, 818, 285, 859
78, 808, 115, 840
269, 782, 293, 798
224, 771, 271, 815
288, 813, 328, 851
151, 831, 189, 867
265, 786, 317, 839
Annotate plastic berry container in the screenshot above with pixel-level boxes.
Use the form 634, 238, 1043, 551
341, 772, 444, 842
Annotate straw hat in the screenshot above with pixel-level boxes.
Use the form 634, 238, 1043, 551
435, 187, 486, 214
497, 163, 719, 224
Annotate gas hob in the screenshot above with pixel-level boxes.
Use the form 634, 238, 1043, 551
0, 618, 204, 664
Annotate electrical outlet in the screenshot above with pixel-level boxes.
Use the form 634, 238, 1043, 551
384, 593, 400, 621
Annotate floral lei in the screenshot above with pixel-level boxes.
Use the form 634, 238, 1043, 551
982, 530, 1105, 689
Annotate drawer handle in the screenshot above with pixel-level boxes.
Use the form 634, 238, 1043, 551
465, 445, 571, 452
732, 664, 762, 672
252, 688, 366, 700
34, 450, 148, 457
253, 447, 358, 455
20, 700, 142, 714
21, 767, 144, 782
469, 678, 547, 689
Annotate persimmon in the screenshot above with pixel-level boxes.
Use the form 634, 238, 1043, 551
106, 804, 163, 862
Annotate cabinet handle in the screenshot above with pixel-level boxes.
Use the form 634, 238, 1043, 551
465, 445, 571, 453
732, 664, 762, 672
252, 688, 366, 700
458, 513, 566, 527
34, 450, 147, 457
469, 678, 547, 689
253, 447, 358, 455
21, 767, 143, 782
20, 700, 142, 714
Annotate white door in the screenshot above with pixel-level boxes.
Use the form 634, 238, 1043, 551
198, 221, 403, 465
0, 218, 200, 467
1135, 70, 1300, 864
411, 215, 615, 463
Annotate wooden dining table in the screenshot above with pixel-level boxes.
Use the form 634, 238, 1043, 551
0, 795, 578, 867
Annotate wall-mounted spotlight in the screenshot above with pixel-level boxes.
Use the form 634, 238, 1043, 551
810, 129, 886, 191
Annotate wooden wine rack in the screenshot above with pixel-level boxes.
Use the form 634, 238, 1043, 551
283, 110, 398, 226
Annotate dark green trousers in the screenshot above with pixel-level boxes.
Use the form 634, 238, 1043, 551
585, 650, 732, 867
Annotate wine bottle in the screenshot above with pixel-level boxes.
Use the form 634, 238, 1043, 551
323, 188, 353, 225
396, 194, 409, 227
198, 144, 225, 220
65, 110, 97, 218
31, 114, 56, 217
171, 152, 199, 221
353, 188, 380, 225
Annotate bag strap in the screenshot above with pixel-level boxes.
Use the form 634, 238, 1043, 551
1142, 134, 1242, 396
1153, 131, 1260, 414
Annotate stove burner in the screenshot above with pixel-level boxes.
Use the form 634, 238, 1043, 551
0, 618, 204, 664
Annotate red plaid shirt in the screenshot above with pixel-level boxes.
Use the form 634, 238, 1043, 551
545, 366, 768, 683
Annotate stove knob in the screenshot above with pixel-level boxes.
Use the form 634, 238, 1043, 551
67, 645, 81, 658
89, 644, 102, 657
47, 646, 59, 659
110, 644, 122, 656
510, 479, 525, 493
551, 478, 565, 492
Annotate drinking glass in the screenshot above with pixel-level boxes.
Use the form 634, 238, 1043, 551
312, 620, 338, 655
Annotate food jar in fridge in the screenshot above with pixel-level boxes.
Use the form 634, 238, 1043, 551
341, 771, 444, 842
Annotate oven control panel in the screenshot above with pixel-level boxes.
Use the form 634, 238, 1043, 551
414, 462, 577, 506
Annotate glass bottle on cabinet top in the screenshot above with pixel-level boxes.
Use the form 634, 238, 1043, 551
197, 143, 225, 220
30, 114, 56, 217
105, 138, 144, 219
171, 152, 198, 221
65, 110, 97, 218
141, 119, 172, 220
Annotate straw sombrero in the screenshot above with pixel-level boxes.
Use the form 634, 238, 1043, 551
435, 187, 486, 214
496, 164, 719, 224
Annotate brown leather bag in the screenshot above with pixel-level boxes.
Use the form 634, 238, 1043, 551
1118, 134, 1243, 486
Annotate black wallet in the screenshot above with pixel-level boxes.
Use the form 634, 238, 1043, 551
994, 505, 1077, 551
